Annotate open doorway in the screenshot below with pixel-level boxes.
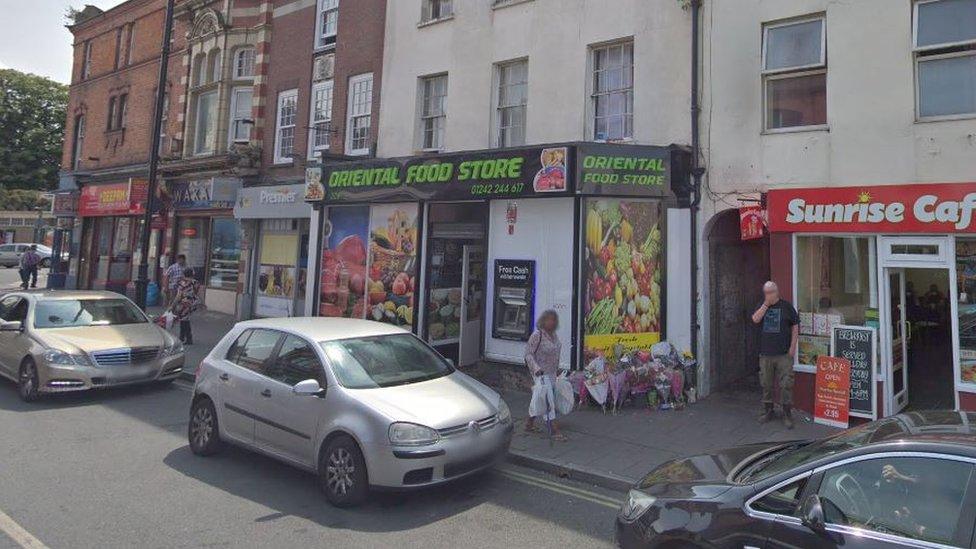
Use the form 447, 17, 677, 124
901, 268, 955, 410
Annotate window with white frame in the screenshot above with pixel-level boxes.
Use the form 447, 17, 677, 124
315, 0, 339, 49
234, 47, 255, 79
194, 90, 218, 155
274, 89, 298, 163
914, 0, 976, 119
229, 87, 253, 145
494, 60, 528, 147
72, 114, 85, 170
762, 16, 827, 130
346, 73, 373, 155
309, 80, 334, 157
422, 0, 453, 22
419, 74, 447, 151
590, 41, 633, 141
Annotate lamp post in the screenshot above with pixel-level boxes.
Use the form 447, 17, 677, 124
134, 0, 176, 310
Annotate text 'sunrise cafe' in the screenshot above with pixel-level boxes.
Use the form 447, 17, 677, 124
766, 182, 976, 420
305, 142, 691, 371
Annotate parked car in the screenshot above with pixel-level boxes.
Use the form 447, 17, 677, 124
188, 317, 513, 507
0, 243, 53, 268
0, 290, 184, 401
617, 411, 976, 548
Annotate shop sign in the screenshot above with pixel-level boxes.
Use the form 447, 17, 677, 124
831, 325, 877, 419
814, 356, 851, 428
768, 182, 976, 233
575, 143, 672, 197
78, 180, 147, 216
235, 183, 311, 219
51, 191, 79, 217
304, 167, 324, 202
171, 178, 240, 210
739, 206, 764, 240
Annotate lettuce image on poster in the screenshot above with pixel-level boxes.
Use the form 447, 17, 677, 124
582, 198, 663, 356
367, 203, 418, 327
320, 206, 370, 319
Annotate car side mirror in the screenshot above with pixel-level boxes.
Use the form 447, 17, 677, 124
0, 321, 23, 333
800, 494, 826, 533
293, 378, 325, 397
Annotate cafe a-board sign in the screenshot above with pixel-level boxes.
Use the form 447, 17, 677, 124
831, 325, 877, 420
311, 143, 689, 203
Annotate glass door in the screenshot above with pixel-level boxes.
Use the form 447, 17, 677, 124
887, 268, 909, 412
459, 245, 484, 366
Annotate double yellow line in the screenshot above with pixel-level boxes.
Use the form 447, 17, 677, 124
497, 467, 624, 510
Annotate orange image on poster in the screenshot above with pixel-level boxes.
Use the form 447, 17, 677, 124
814, 356, 851, 428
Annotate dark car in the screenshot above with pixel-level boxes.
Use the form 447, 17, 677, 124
617, 411, 976, 548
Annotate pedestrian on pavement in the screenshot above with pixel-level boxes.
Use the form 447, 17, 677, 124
524, 309, 567, 441
18, 245, 41, 289
172, 267, 203, 345
163, 254, 186, 306
751, 281, 799, 429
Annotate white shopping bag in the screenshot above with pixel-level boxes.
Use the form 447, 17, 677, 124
528, 377, 556, 421
554, 376, 574, 416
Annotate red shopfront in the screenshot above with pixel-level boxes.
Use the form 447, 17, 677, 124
767, 182, 976, 420
77, 179, 148, 295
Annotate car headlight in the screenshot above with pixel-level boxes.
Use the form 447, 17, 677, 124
620, 489, 656, 522
43, 349, 92, 366
497, 399, 511, 424
164, 339, 184, 356
389, 422, 440, 446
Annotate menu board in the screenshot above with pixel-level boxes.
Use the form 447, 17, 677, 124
831, 325, 877, 419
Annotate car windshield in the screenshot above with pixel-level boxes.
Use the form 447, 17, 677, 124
320, 333, 454, 389
34, 299, 147, 328
738, 418, 907, 482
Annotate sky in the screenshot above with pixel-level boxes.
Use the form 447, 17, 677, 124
0, 0, 127, 84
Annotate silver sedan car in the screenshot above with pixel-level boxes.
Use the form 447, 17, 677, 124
0, 290, 185, 401
188, 317, 513, 507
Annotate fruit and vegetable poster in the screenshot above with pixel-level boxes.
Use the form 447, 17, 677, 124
320, 206, 370, 319
583, 199, 663, 356
366, 203, 418, 327
256, 232, 299, 318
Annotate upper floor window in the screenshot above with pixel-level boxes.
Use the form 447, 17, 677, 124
208, 49, 222, 83
234, 47, 256, 79
309, 79, 334, 157
422, 0, 453, 23
118, 93, 128, 129
315, 0, 339, 48
114, 27, 124, 70
229, 87, 253, 145
158, 92, 169, 155
72, 114, 86, 170
274, 89, 299, 164
106, 95, 126, 131
81, 41, 93, 80
914, 0, 976, 119
125, 23, 135, 66
494, 59, 528, 147
419, 74, 447, 151
194, 90, 218, 155
193, 53, 207, 87
590, 41, 633, 141
346, 73, 373, 155
107, 97, 117, 130
762, 16, 827, 131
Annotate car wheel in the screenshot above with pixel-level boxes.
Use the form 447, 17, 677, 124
319, 435, 369, 507
188, 397, 223, 456
18, 358, 40, 402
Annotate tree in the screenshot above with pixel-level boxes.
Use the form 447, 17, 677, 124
0, 188, 50, 211
0, 69, 68, 191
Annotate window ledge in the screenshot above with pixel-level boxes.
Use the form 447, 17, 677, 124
915, 112, 976, 124
314, 43, 336, 54
491, 0, 534, 10
793, 363, 816, 374
762, 124, 829, 136
271, 160, 295, 168
417, 14, 454, 28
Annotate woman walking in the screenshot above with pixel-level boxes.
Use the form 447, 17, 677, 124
524, 310, 566, 441
171, 268, 203, 344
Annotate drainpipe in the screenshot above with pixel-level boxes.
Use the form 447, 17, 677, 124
690, 0, 704, 365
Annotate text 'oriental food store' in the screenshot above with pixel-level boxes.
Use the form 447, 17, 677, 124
304, 142, 691, 371
767, 182, 976, 420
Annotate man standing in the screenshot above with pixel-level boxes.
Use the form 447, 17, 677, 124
162, 254, 186, 307
18, 245, 41, 289
751, 281, 799, 429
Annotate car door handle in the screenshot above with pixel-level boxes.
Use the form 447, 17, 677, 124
260, 389, 272, 398
219, 373, 229, 381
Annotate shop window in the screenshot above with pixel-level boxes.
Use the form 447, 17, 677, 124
309, 79, 334, 157
914, 0, 976, 119
590, 41, 634, 141
346, 73, 372, 155
177, 217, 209, 284
418, 74, 447, 151
274, 89, 298, 164
256, 219, 302, 318
795, 236, 878, 369
762, 16, 827, 130
422, 0, 453, 23
208, 218, 241, 290
957, 238, 976, 385
315, 0, 339, 49
494, 59, 528, 148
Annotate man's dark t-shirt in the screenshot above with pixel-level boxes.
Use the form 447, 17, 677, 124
758, 299, 798, 356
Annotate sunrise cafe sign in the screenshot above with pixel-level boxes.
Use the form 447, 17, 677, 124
767, 183, 976, 234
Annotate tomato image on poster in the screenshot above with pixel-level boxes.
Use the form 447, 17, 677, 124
367, 203, 418, 327
583, 199, 662, 356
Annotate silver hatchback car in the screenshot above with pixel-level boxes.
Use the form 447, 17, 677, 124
188, 317, 513, 507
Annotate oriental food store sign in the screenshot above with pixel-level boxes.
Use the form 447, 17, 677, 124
767, 183, 976, 233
